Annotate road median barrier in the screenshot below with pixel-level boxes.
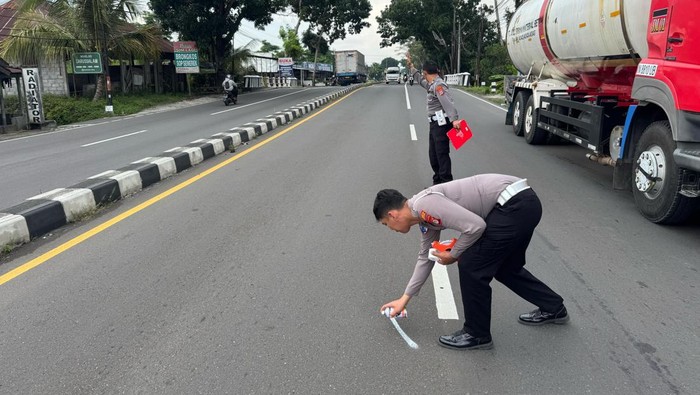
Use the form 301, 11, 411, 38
0, 85, 361, 253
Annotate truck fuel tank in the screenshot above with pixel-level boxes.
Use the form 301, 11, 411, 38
506, 0, 651, 90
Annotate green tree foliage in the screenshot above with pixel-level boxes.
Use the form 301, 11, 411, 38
227, 40, 258, 78
290, 0, 371, 84
478, 43, 517, 82
376, 0, 502, 76
149, 0, 285, 80
302, 30, 328, 56
259, 40, 281, 53
368, 62, 385, 81
0, 0, 162, 101
279, 26, 304, 59
404, 38, 427, 70
379, 57, 399, 68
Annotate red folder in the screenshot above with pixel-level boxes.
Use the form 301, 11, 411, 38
447, 120, 473, 150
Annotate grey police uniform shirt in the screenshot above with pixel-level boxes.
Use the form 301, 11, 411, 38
410, 67, 458, 121
404, 174, 522, 296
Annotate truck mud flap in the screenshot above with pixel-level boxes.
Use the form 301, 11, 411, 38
538, 96, 606, 152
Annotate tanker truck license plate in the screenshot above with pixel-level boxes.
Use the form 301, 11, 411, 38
637, 63, 658, 77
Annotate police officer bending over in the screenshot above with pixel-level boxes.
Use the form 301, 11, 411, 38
407, 54, 460, 185
374, 175, 569, 350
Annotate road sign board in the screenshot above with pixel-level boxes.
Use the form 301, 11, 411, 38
174, 41, 200, 74
72, 52, 103, 74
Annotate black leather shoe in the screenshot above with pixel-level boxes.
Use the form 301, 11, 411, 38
518, 306, 570, 326
438, 329, 493, 350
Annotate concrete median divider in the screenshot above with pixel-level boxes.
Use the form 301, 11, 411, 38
0, 85, 362, 252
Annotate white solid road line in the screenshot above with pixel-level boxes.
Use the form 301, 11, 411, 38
81, 129, 148, 147
409, 124, 417, 141
209, 89, 309, 116
404, 83, 411, 110
456, 89, 507, 112
431, 264, 460, 320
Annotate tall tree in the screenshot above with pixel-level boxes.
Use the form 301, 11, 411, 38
376, 0, 496, 75
149, 0, 285, 81
227, 39, 257, 77
367, 62, 384, 81
379, 57, 399, 68
0, 0, 162, 101
290, 0, 371, 85
279, 26, 304, 59
259, 40, 281, 53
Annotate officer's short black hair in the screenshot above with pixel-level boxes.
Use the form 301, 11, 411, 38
422, 60, 439, 74
374, 189, 407, 220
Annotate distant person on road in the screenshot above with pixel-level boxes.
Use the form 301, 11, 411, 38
374, 175, 569, 350
407, 53, 460, 185
222, 74, 238, 102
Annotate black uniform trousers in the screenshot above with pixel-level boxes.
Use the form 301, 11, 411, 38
428, 120, 453, 184
457, 189, 564, 338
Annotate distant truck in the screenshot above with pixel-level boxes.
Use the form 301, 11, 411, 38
504, 0, 700, 224
385, 66, 401, 84
334, 50, 367, 85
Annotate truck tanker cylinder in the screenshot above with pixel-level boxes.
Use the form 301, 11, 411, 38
506, 0, 652, 90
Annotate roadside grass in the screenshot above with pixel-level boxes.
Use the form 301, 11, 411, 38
41, 92, 193, 125
457, 86, 506, 107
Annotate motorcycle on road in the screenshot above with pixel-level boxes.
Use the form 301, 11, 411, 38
223, 90, 238, 106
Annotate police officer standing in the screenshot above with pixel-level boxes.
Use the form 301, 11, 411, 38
374, 175, 569, 350
407, 53, 461, 185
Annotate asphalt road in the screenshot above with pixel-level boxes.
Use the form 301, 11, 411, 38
0, 83, 698, 394
0, 87, 341, 208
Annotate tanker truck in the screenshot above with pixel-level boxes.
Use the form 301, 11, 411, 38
504, 0, 700, 224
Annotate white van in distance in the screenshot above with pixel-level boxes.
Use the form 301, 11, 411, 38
385, 67, 401, 84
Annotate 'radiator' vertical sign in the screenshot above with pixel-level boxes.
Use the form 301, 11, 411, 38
23, 68, 44, 125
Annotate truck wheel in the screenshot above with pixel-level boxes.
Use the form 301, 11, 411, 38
512, 91, 529, 136
632, 121, 697, 224
523, 95, 548, 145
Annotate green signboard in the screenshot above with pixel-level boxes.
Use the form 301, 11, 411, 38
173, 41, 200, 74
72, 52, 103, 74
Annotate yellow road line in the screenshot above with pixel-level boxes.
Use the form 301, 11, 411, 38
0, 88, 363, 286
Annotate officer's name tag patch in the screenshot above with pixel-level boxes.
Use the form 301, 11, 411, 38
436, 85, 445, 96
420, 210, 442, 226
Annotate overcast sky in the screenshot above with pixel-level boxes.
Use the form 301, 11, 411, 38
234, 0, 517, 66
0, 0, 516, 66
233, 0, 404, 65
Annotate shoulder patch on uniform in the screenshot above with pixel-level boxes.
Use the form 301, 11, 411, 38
436, 85, 445, 96
420, 210, 442, 226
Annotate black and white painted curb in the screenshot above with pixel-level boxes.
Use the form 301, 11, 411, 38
0, 85, 361, 250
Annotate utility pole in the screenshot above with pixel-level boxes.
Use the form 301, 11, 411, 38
457, 19, 461, 73
100, 21, 113, 112
451, 3, 456, 73
476, 7, 485, 86
494, 0, 503, 44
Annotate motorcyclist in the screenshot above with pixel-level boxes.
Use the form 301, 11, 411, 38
222, 74, 238, 102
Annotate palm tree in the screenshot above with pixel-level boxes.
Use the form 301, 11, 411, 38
0, 0, 163, 101
227, 39, 258, 79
